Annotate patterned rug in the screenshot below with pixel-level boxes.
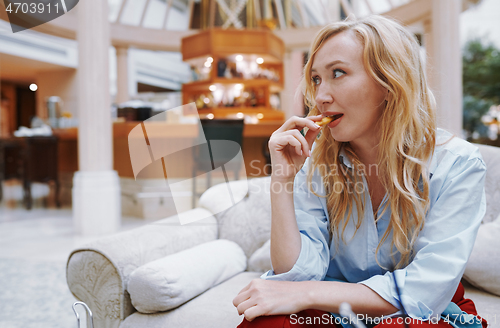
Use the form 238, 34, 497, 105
0, 258, 79, 328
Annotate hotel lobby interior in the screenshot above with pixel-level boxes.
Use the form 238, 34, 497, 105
1, 0, 500, 327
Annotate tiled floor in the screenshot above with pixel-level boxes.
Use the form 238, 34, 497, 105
0, 207, 151, 262
0, 173, 238, 261
0, 177, 216, 327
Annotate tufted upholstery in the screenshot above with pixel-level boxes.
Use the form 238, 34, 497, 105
199, 177, 272, 258
475, 144, 500, 223
463, 144, 500, 298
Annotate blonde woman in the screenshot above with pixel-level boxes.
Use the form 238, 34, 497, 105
233, 15, 487, 328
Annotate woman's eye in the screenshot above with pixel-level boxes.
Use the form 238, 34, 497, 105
334, 69, 346, 78
312, 76, 321, 85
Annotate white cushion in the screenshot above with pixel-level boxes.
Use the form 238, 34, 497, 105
212, 177, 272, 258
248, 239, 272, 272
127, 239, 247, 313
464, 217, 500, 296
121, 272, 262, 328
199, 179, 250, 215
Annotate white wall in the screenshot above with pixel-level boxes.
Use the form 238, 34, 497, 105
461, 0, 500, 48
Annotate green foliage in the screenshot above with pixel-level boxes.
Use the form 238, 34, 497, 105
463, 40, 500, 103
462, 39, 500, 138
463, 95, 491, 138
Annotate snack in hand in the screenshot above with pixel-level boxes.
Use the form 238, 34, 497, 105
317, 116, 333, 126
316, 114, 344, 126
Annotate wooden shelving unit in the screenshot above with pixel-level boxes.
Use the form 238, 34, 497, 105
181, 28, 285, 121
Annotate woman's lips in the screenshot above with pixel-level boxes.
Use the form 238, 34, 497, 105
326, 113, 343, 128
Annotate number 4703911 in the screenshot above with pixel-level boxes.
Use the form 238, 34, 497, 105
5, 2, 61, 14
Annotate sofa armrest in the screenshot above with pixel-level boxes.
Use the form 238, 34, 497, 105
66, 208, 218, 327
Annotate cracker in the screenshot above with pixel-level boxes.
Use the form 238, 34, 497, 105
317, 116, 333, 126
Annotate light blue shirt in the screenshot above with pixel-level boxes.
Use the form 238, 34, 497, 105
262, 129, 486, 322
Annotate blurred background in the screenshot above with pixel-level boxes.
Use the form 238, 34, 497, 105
0, 0, 498, 326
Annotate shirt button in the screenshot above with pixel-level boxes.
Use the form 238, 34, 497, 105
371, 248, 376, 253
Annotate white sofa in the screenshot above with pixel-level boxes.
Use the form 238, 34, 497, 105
66, 144, 500, 328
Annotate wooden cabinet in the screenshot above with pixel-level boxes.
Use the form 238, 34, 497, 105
181, 28, 285, 121
0, 136, 60, 209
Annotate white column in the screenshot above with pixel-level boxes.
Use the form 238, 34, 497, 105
128, 50, 138, 98
73, 0, 121, 235
281, 50, 305, 119
115, 46, 129, 105
426, 0, 462, 136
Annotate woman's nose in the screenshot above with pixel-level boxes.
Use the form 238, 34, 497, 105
315, 84, 333, 105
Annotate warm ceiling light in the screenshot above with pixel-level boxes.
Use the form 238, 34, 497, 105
209, 85, 217, 92
29, 83, 38, 91
236, 112, 244, 119
256, 58, 264, 64
207, 113, 215, 119
235, 55, 243, 62
204, 97, 210, 104
235, 83, 243, 90
256, 113, 264, 119
207, 57, 213, 63
204, 61, 211, 68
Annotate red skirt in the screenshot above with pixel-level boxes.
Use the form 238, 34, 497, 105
237, 282, 487, 328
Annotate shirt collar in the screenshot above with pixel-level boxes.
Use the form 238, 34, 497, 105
338, 147, 353, 169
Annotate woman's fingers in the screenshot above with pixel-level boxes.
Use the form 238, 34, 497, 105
275, 115, 322, 134
304, 125, 322, 151
236, 295, 258, 316
235, 292, 266, 321
270, 133, 303, 156
279, 129, 312, 157
243, 305, 262, 322
307, 114, 324, 122
233, 288, 262, 321
234, 280, 303, 322
270, 115, 326, 157
233, 288, 250, 308
266, 115, 324, 180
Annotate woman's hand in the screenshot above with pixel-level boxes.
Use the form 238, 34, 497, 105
268, 115, 323, 181
232, 279, 309, 322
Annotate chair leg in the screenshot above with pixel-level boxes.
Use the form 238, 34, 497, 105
54, 180, 61, 208
23, 179, 32, 210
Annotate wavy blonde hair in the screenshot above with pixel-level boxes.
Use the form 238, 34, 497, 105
304, 16, 436, 269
